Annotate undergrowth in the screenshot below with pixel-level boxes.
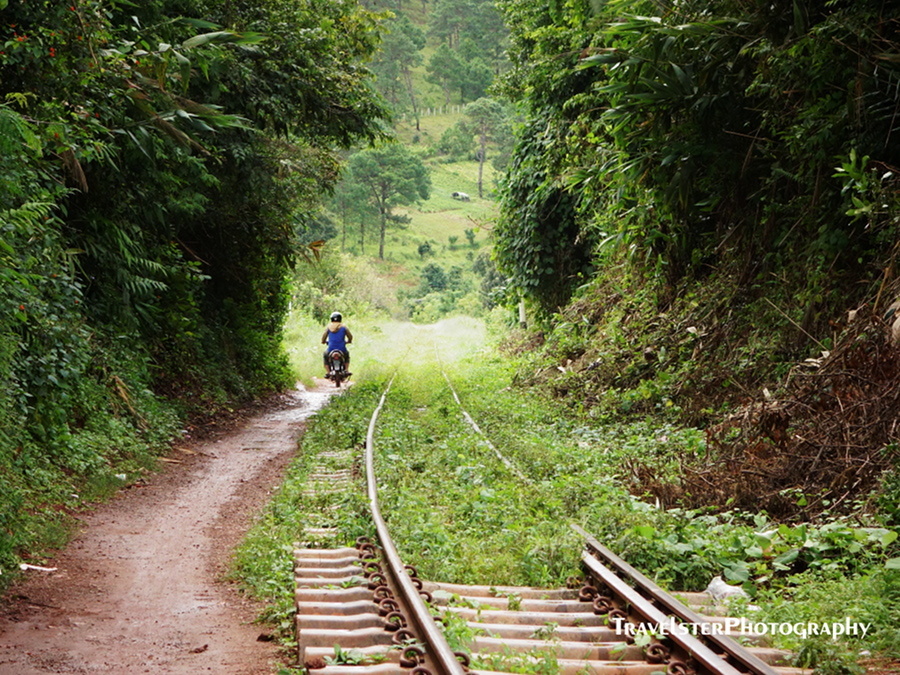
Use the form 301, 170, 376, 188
508, 263, 900, 527
371, 352, 900, 667
235, 317, 900, 671
0, 334, 182, 590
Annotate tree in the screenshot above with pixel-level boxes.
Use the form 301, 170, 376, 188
420, 263, 448, 292
346, 145, 431, 259
464, 1, 510, 70
330, 179, 375, 252
459, 58, 494, 102
0, 0, 389, 572
426, 44, 464, 105
495, 0, 900, 317
437, 122, 475, 160
462, 98, 507, 198
428, 0, 468, 48
371, 15, 426, 128
429, 0, 508, 66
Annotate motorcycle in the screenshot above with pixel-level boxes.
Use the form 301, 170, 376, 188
326, 349, 350, 388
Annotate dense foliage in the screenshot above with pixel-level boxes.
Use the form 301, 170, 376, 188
495, 0, 900, 316
0, 0, 387, 583
492, 0, 900, 537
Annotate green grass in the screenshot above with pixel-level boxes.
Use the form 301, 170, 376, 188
284, 309, 487, 386
244, 312, 900, 671
396, 110, 464, 146
380, 160, 497, 273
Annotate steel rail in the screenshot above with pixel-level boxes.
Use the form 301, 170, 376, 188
365, 378, 467, 675
430, 343, 525, 480
432, 360, 778, 675
578, 547, 744, 675
438, 370, 528, 482
572, 524, 780, 675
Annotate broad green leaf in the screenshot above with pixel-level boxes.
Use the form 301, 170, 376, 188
182, 31, 241, 49
774, 548, 800, 565
745, 545, 763, 558
724, 565, 750, 583
885, 558, 900, 570
755, 530, 777, 546
883, 531, 899, 547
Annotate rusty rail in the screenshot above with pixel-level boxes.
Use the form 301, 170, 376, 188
365, 378, 467, 675
573, 527, 782, 675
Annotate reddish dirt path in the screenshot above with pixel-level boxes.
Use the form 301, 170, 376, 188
0, 385, 333, 675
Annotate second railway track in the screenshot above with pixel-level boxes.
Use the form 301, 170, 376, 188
290, 374, 808, 675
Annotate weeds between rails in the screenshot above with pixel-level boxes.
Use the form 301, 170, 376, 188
234, 367, 897, 673
286, 369, 794, 675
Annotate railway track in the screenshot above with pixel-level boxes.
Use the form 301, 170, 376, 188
292, 375, 808, 675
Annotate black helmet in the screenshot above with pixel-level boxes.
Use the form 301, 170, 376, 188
330, 311, 342, 322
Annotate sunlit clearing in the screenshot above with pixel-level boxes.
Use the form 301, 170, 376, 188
284, 312, 487, 385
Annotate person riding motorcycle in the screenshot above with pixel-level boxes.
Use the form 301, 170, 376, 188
322, 311, 352, 376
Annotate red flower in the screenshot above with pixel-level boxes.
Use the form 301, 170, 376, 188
18, 305, 25, 311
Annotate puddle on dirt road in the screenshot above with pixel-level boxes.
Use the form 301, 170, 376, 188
280, 384, 333, 422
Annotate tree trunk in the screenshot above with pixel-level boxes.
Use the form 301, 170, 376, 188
477, 129, 487, 198
403, 69, 421, 131
379, 208, 387, 259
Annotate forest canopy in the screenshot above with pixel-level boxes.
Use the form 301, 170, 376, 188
0, 0, 387, 577
494, 0, 900, 316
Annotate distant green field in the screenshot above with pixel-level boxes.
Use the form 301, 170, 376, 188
325, 5, 504, 308
395, 111, 462, 146
378, 159, 498, 273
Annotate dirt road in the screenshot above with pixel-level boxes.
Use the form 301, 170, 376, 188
0, 385, 332, 674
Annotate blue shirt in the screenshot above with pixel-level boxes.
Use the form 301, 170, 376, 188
326, 325, 350, 353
